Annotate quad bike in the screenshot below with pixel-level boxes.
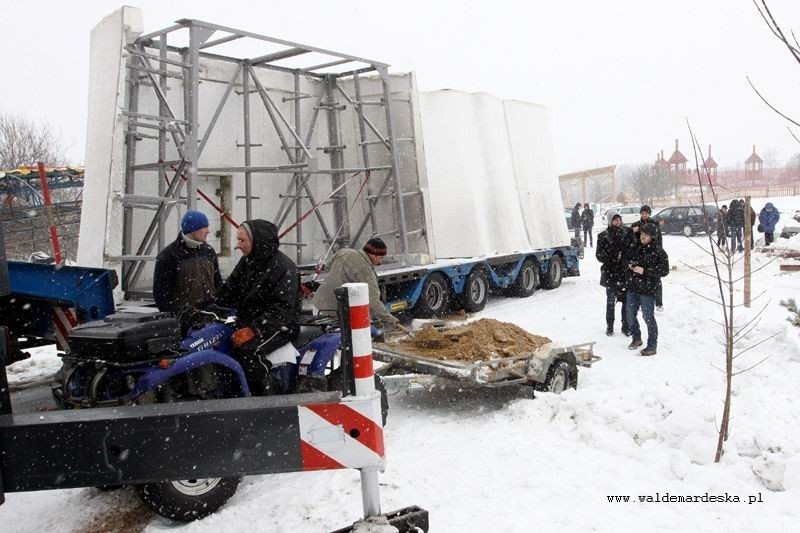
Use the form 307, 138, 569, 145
51, 307, 388, 522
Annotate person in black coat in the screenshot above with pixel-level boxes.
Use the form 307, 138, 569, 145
571, 203, 582, 241
596, 213, 629, 336
627, 205, 664, 309
581, 203, 595, 247
728, 199, 744, 252
214, 219, 301, 395
716, 204, 729, 248
625, 223, 669, 356
153, 210, 222, 312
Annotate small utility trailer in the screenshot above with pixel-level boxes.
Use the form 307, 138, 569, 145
372, 324, 600, 394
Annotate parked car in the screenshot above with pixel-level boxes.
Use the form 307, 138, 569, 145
600, 205, 623, 224
653, 204, 719, 236
612, 205, 642, 225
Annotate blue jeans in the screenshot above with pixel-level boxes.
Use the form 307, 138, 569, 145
606, 286, 628, 329
626, 291, 657, 348
730, 226, 743, 251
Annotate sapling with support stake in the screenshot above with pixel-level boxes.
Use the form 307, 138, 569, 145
684, 123, 781, 463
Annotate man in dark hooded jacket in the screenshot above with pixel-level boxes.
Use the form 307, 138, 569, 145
596, 213, 629, 336
214, 219, 300, 395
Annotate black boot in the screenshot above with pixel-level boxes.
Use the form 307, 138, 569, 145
621, 324, 630, 336
606, 323, 614, 336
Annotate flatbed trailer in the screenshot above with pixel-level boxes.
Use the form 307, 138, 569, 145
304, 245, 580, 318
371, 324, 599, 394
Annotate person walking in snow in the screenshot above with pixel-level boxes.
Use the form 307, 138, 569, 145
758, 202, 780, 246
596, 213, 629, 336
581, 203, 595, 247
728, 199, 744, 252
625, 223, 669, 356
716, 204, 729, 249
153, 210, 222, 312
571, 203, 582, 241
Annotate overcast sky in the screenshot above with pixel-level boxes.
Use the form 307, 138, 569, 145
2, 0, 800, 173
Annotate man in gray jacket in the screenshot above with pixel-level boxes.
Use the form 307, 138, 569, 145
311, 238, 402, 331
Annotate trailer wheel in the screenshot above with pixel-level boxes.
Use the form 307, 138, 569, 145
459, 268, 489, 312
504, 259, 538, 298
137, 477, 241, 522
541, 256, 564, 289
414, 272, 450, 317
536, 360, 574, 394
136, 376, 241, 522
327, 370, 389, 426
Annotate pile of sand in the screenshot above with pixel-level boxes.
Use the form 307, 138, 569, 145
396, 318, 551, 362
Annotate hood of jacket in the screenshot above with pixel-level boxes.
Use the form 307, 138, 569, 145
242, 219, 279, 259
764, 202, 775, 210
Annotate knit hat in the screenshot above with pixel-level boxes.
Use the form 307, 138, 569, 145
181, 210, 209, 235
640, 222, 658, 236
640, 205, 652, 214
363, 237, 388, 257
721, 204, 728, 209
610, 213, 622, 223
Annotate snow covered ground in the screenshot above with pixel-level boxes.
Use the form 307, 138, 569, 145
3, 199, 800, 532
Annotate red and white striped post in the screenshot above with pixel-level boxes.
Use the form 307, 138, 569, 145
37, 162, 63, 265
343, 282, 383, 518
344, 282, 376, 396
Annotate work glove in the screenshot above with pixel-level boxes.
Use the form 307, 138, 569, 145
232, 326, 258, 348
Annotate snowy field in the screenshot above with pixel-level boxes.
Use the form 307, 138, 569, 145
3, 198, 800, 532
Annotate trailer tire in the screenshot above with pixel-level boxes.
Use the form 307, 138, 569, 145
459, 268, 489, 312
136, 376, 241, 522
536, 360, 573, 394
137, 476, 241, 522
541, 256, 564, 290
327, 370, 389, 426
414, 272, 450, 317
504, 259, 538, 298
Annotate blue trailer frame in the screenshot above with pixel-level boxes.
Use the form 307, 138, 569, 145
364, 245, 580, 316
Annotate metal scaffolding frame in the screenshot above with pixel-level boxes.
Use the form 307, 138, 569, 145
120, 19, 414, 295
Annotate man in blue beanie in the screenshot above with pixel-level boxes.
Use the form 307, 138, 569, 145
153, 209, 222, 312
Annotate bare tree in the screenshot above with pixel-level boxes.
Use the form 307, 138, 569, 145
622, 163, 672, 204
749, 1, 800, 145
0, 111, 67, 169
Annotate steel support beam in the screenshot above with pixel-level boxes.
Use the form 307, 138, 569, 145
353, 74, 378, 239
379, 68, 408, 255
242, 65, 253, 220
325, 76, 350, 247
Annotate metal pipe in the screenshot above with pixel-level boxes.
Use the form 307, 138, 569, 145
179, 19, 389, 67
325, 76, 350, 247
379, 68, 408, 255
242, 65, 253, 220
125, 47, 192, 69
186, 25, 201, 210
156, 34, 169, 254
294, 71, 303, 264
198, 64, 242, 155
246, 64, 313, 160
336, 85, 390, 150
199, 34, 242, 49
353, 74, 378, 238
